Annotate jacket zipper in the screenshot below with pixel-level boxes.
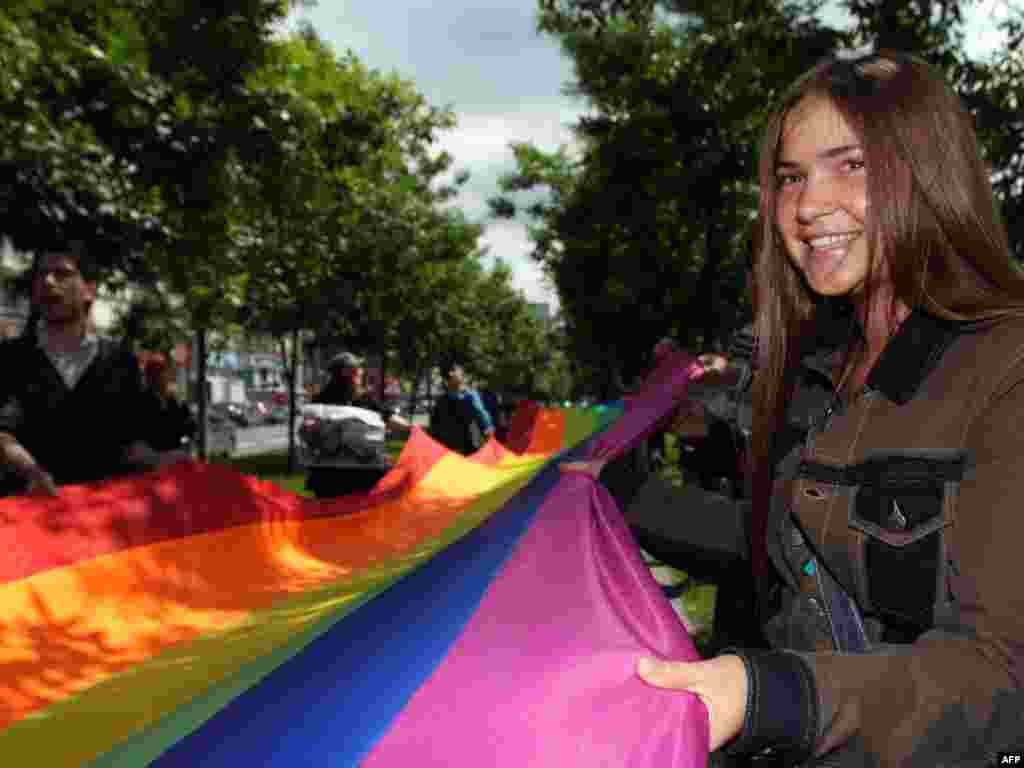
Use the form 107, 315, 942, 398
800, 385, 877, 649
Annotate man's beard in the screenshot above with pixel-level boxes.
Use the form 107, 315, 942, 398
40, 299, 84, 328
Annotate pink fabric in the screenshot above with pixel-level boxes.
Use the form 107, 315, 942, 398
362, 352, 709, 767
589, 352, 701, 463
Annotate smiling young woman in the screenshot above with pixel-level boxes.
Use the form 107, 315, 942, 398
753, 51, 1024, 421
633, 51, 1024, 766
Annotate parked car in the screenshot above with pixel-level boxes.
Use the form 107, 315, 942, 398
210, 401, 261, 428
264, 404, 291, 424
188, 405, 238, 458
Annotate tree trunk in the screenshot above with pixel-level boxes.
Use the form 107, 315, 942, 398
196, 327, 208, 461
377, 336, 387, 403
286, 328, 300, 474
698, 190, 727, 350
412, 367, 424, 421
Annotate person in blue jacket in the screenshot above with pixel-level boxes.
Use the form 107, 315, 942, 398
429, 363, 494, 455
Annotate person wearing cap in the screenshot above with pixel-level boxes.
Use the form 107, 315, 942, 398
304, 351, 411, 498
313, 352, 367, 406
312, 350, 412, 434
141, 353, 196, 460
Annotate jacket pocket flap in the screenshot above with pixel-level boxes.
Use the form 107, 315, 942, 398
850, 485, 948, 546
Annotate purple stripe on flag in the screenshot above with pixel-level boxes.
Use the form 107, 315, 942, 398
362, 353, 709, 767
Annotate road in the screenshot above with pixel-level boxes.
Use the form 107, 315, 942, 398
233, 413, 431, 457
235, 424, 291, 456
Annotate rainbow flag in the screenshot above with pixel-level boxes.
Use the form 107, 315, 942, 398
0, 354, 709, 766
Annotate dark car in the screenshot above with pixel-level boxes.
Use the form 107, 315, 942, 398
211, 401, 260, 427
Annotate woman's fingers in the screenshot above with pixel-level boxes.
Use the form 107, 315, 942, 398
695, 354, 730, 375
636, 655, 749, 751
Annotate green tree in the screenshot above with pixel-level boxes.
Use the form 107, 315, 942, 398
496, 0, 1023, 390
470, 259, 551, 396
0, 0, 303, 456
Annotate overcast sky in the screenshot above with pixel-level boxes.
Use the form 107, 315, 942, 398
284, 1, 1009, 311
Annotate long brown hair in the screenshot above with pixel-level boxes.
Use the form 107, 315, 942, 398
749, 51, 1024, 559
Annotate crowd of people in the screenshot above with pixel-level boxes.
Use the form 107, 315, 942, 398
0, 243, 511, 502
299, 354, 507, 498
2, 47, 1021, 766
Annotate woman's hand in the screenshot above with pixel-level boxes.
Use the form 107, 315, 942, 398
693, 353, 745, 389
636, 654, 749, 751
559, 458, 607, 478
696, 353, 729, 372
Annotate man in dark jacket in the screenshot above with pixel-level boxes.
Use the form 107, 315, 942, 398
302, 351, 411, 498
429, 364, 494, 455
0, 243, 170, 496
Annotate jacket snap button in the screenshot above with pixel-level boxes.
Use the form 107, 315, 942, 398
888, 500, 909, 530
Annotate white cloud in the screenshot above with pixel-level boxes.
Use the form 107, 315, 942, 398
429, 106, 583, 309
287, 3, 576, 310
442, 108, 584, 158
478, 218, 557, 309
963, 0, 1010, 59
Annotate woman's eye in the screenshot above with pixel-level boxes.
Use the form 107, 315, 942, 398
776, 173, 801, 188
845, 158, 866, 172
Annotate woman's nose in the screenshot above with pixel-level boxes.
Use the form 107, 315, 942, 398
796, 177, 837, 224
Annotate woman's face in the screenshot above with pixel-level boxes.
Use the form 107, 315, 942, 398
774, 97, 873, 298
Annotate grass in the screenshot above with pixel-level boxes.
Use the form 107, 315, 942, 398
210, 439, 408, 497
657, 433, 719, 653
211, 451, 309, 495
215, 432, 718, 650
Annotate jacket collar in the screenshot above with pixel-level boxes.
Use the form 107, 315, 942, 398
801, 305, 963, 405
866, 310, 962, 404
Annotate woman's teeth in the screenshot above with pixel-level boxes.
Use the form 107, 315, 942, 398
807, 233, 858, 250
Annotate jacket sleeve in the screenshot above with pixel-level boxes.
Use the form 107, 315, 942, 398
468, 391, 494, 432
737, 352, 1024, 765
427, 398, 443, 438
0, 341, 22, 435
116, 347, 161, 449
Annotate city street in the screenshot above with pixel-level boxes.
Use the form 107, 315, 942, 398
235, 424, 290, 457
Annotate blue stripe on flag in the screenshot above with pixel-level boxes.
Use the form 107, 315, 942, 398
149, 440, 595, 767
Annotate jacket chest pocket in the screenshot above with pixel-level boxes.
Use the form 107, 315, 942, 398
847, 454, 965, 641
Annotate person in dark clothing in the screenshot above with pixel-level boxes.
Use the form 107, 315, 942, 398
303, 351, 411, 498
141, 354, 196, 455
0, 244, 172, 496
428, 364, 494, 455
478, 388, 509, 442
313, 352, 365, 406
